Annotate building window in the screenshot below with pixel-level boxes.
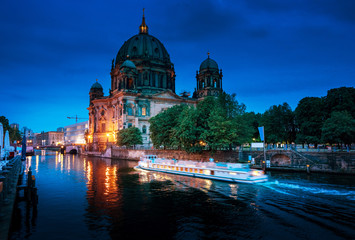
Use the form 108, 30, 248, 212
101, 123, 106, 132
142, 125, 147, 134
128, 78, 133, 89
128, 123, 132, 128
142, 107, 146, 116
127, 107, 133, 116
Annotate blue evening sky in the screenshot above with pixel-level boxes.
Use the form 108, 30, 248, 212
1, 0, 354, 133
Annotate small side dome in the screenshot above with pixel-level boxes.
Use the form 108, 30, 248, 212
120, 60, 136, 69
200, 56, 219, 71
90, 81, 103, 93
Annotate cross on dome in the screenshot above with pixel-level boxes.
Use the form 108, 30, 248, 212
139, 8, 148, 34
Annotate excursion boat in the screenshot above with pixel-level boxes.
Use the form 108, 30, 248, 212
135, 155, 268, 184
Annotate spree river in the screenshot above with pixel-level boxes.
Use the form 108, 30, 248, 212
9, 152, 355, 240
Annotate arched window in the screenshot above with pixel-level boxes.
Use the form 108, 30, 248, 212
141, 106, 146, 116
127, 107, 133, 116
202, 81, 205, 88
154, 48, 159, 57
214, 79, 217, 87
128, 78, 133, 89
160, 75, 164, 88
142, 125, 147, 134
144, 72, 149, 86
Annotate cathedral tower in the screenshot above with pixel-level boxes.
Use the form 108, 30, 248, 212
194, 53, 223, 98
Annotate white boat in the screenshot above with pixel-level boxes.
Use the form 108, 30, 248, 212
135, 155, 268, 184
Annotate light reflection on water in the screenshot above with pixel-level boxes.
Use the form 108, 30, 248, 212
9, 152, 355, 240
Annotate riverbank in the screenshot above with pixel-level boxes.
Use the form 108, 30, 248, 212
82, 147, 355, 175
0, 156, 22, 240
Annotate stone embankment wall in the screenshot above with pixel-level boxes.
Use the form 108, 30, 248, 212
111, 148, 239, 162
110, 147, 355, 174
240, 150, 355, 174
302, 152, 355, 174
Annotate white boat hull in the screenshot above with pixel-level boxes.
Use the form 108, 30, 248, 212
135, 165, 268, 184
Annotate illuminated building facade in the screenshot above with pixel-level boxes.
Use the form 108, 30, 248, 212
88, 12, 223, 151
64, 121, 89, 145
35, 131, 64, 146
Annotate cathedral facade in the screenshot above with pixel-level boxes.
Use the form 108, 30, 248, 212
87, 13, 223, 151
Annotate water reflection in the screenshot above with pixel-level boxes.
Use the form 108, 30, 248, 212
9, 153, 355, 240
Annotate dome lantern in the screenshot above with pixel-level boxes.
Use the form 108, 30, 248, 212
199, 52, 219, 72
139, 8, 148, 34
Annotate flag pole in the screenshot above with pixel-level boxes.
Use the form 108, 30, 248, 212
263, 127, 266, 171
258, 126, 266, 171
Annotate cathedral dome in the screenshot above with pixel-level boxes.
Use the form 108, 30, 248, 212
116, 34, 171, 65
90, 81, 103, 92
200, 56, 219, 71
115, 11, 171, 66
121, 60, 136, 69
111, 11, 176, 94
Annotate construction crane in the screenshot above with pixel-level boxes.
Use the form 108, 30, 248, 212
67, 115, 88, 123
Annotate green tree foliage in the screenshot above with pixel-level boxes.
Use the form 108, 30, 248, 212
116, 127, 143, 148
149, 92, 253, 152
149, 104, 188, 149
260, 103, 295, 144
171, 106, 200, 152
295, 97, 324, 147
0, 116, 22, 144
243, 112, 262, 140
201, 107, 238, 150
324, 87, 355, 118
321, 111, 355, 145
200, 92, 252, 150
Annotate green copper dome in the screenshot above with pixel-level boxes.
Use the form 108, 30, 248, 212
115, 11, 171, 66
116, 33, 171, 65
200, 56, 219, 71
90, 81, 103, 93
121, 60, 136, 69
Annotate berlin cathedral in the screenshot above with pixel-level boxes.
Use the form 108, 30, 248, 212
87, 12, 223, 151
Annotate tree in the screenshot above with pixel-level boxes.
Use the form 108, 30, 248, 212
171, 106, 200, 152
321, 111, 355, 146
242, 112, 261, 141
117, 127, 143, 148
260, 103, 295, 144
149, 104, 188, 149
295, 97, 324, 147
0, 116, 22, 144
324, 87, 355, 118
149, 92, 252, 152
201, 107, 238, 151
200, 92, 252, 151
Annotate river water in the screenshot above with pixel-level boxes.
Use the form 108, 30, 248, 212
9, 152, 355, 240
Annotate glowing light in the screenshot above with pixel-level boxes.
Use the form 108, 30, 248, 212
251, 170, 262, 177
